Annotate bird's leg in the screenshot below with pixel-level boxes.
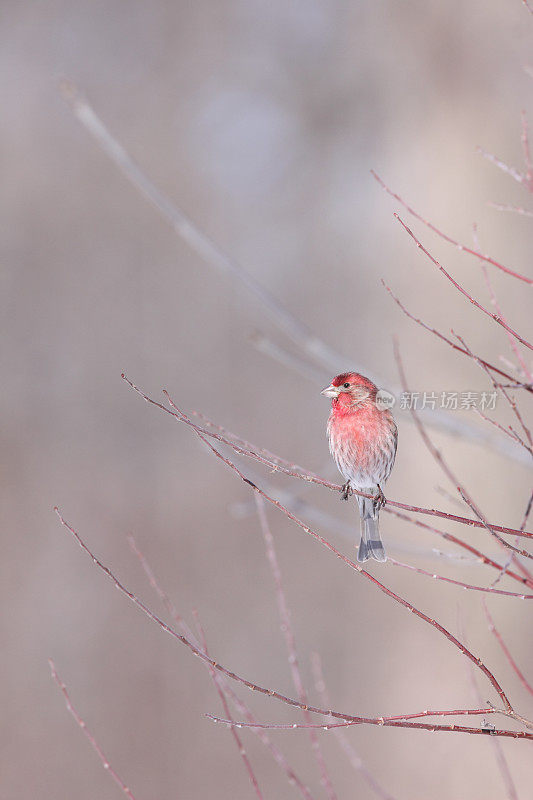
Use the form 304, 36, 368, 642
373, 484, 386, 514
341, 481, 353, 501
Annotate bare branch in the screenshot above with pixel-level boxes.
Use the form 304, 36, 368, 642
59, 79, 353, 376
389, 559, 533, 599
394, 214, 533, 351
206, 713, 532, 739
371, 171, 533, 284
382, 279, 532, 393
49, 660, 138, 800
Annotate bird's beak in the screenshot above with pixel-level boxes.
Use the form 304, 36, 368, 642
321, 383, 340, 398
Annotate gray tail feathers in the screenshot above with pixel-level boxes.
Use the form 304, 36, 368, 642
357, 495, 387, 563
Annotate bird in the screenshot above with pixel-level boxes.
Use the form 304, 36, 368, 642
322, 372, 397, 562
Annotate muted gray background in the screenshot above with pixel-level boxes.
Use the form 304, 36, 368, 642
2, 1, 533, 798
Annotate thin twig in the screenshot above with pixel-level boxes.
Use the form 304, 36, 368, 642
454, 332, 532, 450
388, 559, 533, 598
382, 278, 532, 393
206, 714, 531, 739
477, 148, 527, 188
386, 507, 533, 590
479, 262, 533, 389
371, 170, 533, 284
394, 214, 533, 351
483, 602, 533, 699
49, 660, 138, 800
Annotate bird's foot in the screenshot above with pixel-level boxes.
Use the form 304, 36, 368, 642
341, 481, 353, 501
373, 484, 386, 514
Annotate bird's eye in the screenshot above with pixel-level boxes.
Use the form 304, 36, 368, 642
343, 382, 350, 389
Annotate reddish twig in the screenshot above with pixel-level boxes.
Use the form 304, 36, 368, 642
478, 260, 533, 389
255, 496, 337, 800
121, 374, 533, 540
388, 559, 533, 599
206, 714, 531, 739
394, 214, 533, 351
371, 170, 533, 284
454, 332, 532, 450
48, 660, 138, 800
386, 507, 533, 590
209, 706, 495, 728
484, 602, 533, 699
472, 405, 531, 456
382, 279, 532, 393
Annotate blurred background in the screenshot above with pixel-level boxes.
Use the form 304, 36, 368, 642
2, 1, 533, 797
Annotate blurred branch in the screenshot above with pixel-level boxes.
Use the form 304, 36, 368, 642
255, 496, 337, 800
477, 147, 528, 187
193, 612, 264, 800
488, 202, 533, 217
311, 654, 398, 800
59, 79, 350, 376
459, 616, 518, 800
48, 660, 138, 800
127, 534, 316, 800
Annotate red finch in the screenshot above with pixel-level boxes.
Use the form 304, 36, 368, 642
322, 372, 397, 562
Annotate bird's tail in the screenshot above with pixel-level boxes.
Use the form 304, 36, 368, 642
357, 495, 386, 563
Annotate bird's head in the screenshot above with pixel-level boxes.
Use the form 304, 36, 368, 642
321, 372, 378, 408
